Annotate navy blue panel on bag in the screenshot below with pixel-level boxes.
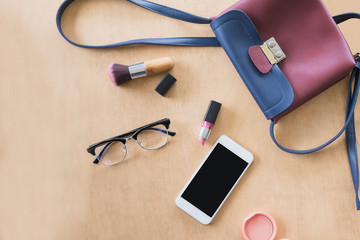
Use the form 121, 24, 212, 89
210, 10, 294, 120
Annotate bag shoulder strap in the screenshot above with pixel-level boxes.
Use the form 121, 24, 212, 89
270, 14, 360, 153
56, 0, 220, 48
333, 12, 360, 24
270, 60, 360, 154
270, 60, 360, 209
270, 12, 360, 210
270, 61, 360, 154
270, 15, 360, 210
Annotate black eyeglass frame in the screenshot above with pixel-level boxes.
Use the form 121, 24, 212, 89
87, 118, 176, 164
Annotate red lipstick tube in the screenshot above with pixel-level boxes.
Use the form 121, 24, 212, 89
198, 100, 222, 145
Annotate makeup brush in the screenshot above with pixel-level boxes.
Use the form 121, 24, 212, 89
107, 57, 175, 86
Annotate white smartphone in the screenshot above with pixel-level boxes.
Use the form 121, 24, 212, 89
176, 135, 253, 224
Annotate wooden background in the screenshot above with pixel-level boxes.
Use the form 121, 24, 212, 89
0, 0, 359, 239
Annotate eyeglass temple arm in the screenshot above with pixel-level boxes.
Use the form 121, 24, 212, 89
93, 142, 112, 164
145, 128, 176, 136
110, 118, 174, 138
111, 128, 176, 139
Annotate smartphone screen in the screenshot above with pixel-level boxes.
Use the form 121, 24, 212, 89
181, 143, 249, 217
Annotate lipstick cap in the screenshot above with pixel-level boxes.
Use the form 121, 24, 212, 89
155, 73, 176, 96
203, 100, 222, 124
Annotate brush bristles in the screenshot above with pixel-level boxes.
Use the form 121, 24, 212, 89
107, 63, 131, 86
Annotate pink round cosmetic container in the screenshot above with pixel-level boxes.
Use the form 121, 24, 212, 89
242, 212, 277, 240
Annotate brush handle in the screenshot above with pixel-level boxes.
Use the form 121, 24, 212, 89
144, 57, 175, 75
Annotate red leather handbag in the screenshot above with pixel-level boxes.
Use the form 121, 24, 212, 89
209, 0, 360, 210
214, 0, 356, 121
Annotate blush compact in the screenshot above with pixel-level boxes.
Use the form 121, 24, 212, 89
242, 211, 288, 240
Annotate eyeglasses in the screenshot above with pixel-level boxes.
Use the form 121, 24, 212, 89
87, 118, 176, 166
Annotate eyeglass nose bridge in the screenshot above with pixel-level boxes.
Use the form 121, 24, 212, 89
124, 136, 143, 147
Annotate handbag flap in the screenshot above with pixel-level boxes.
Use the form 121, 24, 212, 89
213, 0, 355, 121
210, 10, 294, 119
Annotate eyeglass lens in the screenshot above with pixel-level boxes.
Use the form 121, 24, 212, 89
137, 124, 169, 150
95, 141, 127, 165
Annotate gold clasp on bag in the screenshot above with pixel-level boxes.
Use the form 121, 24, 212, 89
260, 37, 286, 64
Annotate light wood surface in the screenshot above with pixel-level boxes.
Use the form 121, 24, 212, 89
0, 0, 359, 239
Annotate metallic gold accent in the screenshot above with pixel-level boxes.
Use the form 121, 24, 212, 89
260, 37, 286, 65
260, 44, 277, 64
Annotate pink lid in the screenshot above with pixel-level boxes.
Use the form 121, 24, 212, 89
242, 212, 277, 240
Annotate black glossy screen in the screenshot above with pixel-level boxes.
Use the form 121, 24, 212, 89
181, 143, 248, 217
